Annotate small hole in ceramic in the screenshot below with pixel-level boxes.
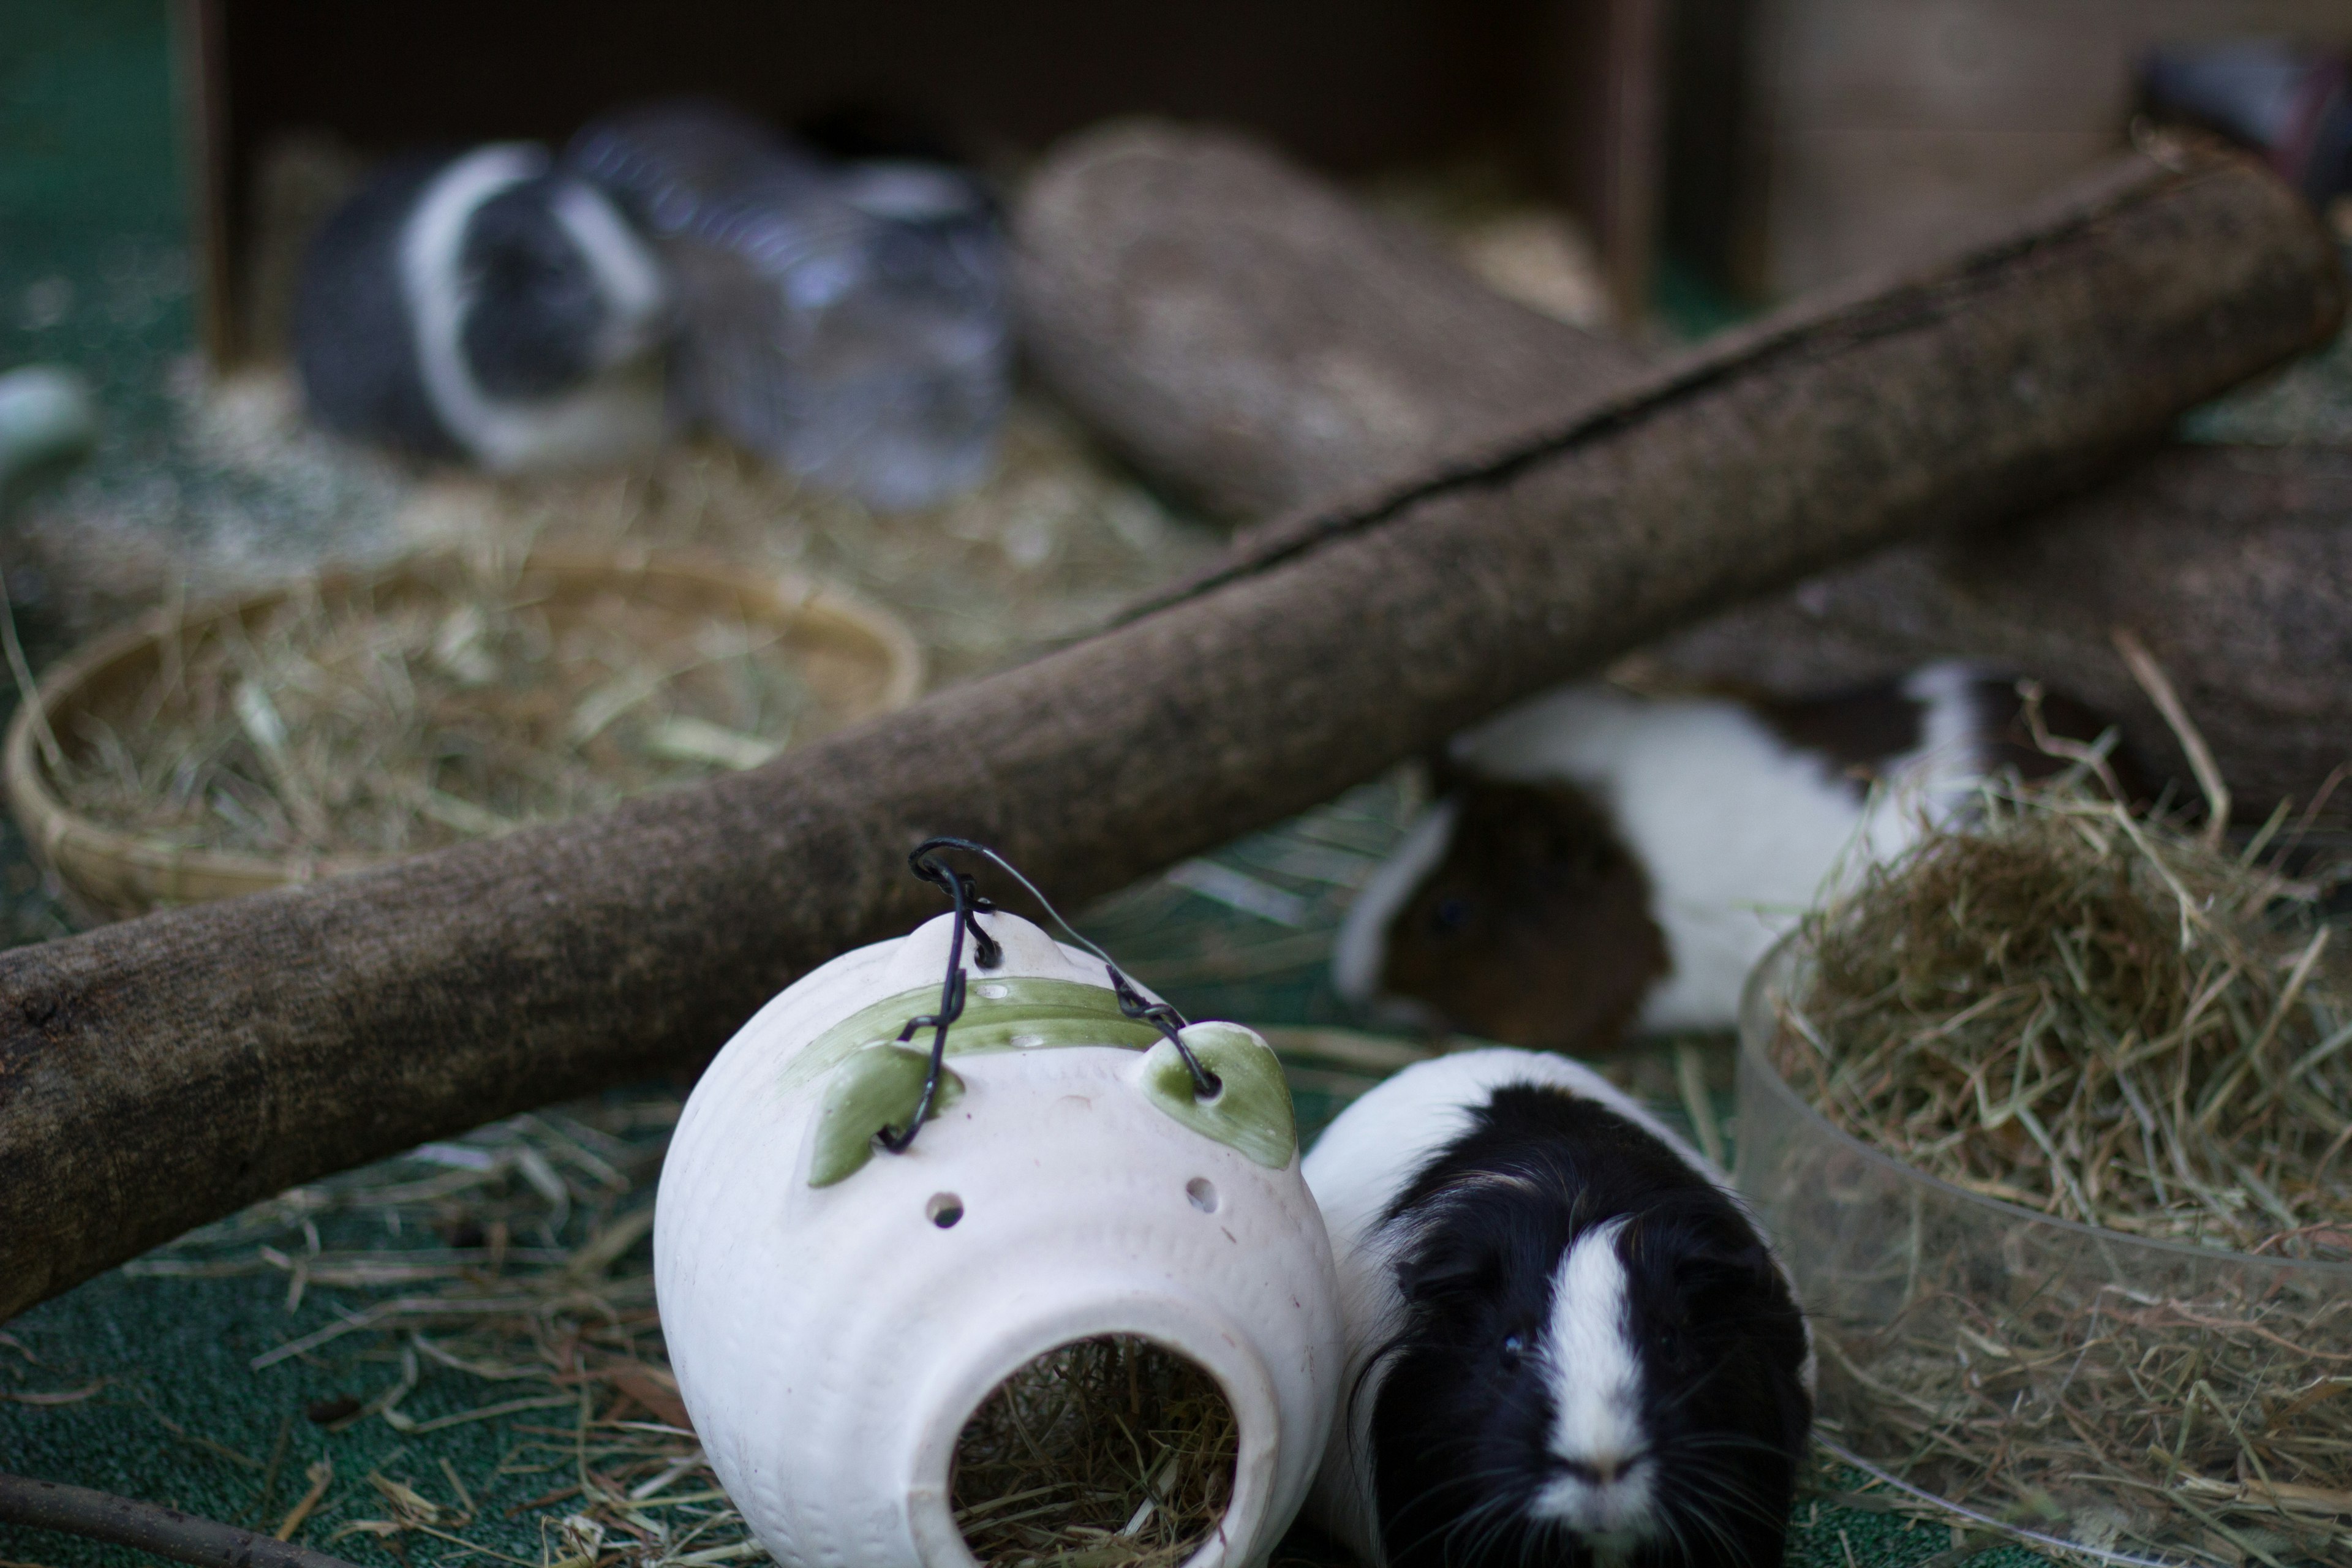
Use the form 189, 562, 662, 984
954, 1336, 1235, 1566
927, 1193, 964, 1228
1186, 1178, 1219, 1214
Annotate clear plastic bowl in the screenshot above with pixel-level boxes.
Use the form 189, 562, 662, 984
1737, 935, 2352, 1568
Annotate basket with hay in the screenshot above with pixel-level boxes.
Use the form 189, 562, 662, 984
1738, 736, 2352, 1565
3, 546, 922, 917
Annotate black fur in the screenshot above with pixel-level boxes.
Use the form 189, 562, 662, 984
293, 153, 462, 458
1368, 1085, 1810, 1568
457, 176, 611, 400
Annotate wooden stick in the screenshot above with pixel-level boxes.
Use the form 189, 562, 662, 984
0, 1471, 361, 1568
0, 145, 2340, 1324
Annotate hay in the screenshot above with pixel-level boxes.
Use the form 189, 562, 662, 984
128, 1089, 742, 1566
952, 1338, 1238, 1568
1781, 783, 2352, 1259
1763, 777, 2352, 1566
395, 402, 1219, 690
45, 550, 861, 859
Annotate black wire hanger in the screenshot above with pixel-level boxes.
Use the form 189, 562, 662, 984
877, 837, 1223, 1156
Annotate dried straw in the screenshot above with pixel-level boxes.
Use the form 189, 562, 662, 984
1765, 775, 2352, 1566
48, 550, 847, 859
952, 1338, 1238, 1568
1781, 783, 2352, 1260
132, 1092, 747, 1568
395, 403, 1219, 690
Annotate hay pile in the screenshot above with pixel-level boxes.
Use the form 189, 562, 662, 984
1763, 777, 2352, 1566
952, 1338, 1237, 1568
1782, 785, 2352, 1261
394, 403, 1218, 689
45, 552, 862, 859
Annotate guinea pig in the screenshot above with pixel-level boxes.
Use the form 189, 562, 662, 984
293, 143, 671, 472
1332, 663, 2126, 1054
1302, 1047, 1812, 1568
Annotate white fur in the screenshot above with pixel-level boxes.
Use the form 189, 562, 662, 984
1330, 797, 1458, 1005
1428, 669, 1997, 1032
552, 178, 671, 363
401, 145, 667, 472
1300, 1049, 1752, 1561
1534, 1218, 1656, 1539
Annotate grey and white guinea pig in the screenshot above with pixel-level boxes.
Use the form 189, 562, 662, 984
1332, 663, 2130, 1055
1303, 1048, 1813, 1568
293, 143, 671, 472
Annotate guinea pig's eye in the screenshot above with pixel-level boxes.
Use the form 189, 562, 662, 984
1430, 895, 1473, 935
1499, 1332, 1526, 1368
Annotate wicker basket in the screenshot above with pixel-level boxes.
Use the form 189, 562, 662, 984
4, 548, 924, 919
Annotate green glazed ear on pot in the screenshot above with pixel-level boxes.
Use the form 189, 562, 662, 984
1136, 1022, 1297, 1169
809, 1046, 966, 1188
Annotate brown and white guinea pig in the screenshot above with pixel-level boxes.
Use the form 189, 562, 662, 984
1303, 1048, 1812, 1568
1333, 663, 2124, 1054
293, 144, 671, 472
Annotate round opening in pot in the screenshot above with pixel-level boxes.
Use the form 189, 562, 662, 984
951, 1335, 1238, 1568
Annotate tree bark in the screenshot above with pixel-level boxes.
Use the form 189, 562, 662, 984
1, 147, 2340, 1324
1639, 443, 2352, 820
1016, 122, 2352, 820
1013, 121, 1652, 521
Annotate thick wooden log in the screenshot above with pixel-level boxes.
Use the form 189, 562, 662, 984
1, 147, 2340, 1323
1013, 121, 1651, 521
1016, 123, 2352, 817
1642, 444, 2352, 820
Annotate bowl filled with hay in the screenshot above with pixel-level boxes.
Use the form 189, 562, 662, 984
1738, 777, 2352, 1568
4, 546, 922, 917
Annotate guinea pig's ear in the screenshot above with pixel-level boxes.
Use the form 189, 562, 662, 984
1395, 1235, 1501, 1307
1670, 1235, 1777, 1310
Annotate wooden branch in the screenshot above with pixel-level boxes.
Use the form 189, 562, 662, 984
0, 1471, 362, 1568
1016, 124, 2352, 820
1, 144, 2341, 1324
1013, 121, 1651, 521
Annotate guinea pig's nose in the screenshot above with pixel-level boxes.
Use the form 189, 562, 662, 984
1554, 1449, 1646, 1485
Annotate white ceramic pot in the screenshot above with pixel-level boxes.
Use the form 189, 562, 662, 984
656, 910, 1343, 1568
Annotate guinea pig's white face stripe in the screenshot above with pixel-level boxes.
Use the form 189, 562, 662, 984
552, 180, 670, 360
398, 145, 666, 471
401, 145, 545, 450
1532, 1218, 1657, 1538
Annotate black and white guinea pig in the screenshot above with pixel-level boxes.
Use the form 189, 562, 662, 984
1303, 1047, 1812, 1568
293, 143, 671, 472
1333, 663, 2125, 1055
